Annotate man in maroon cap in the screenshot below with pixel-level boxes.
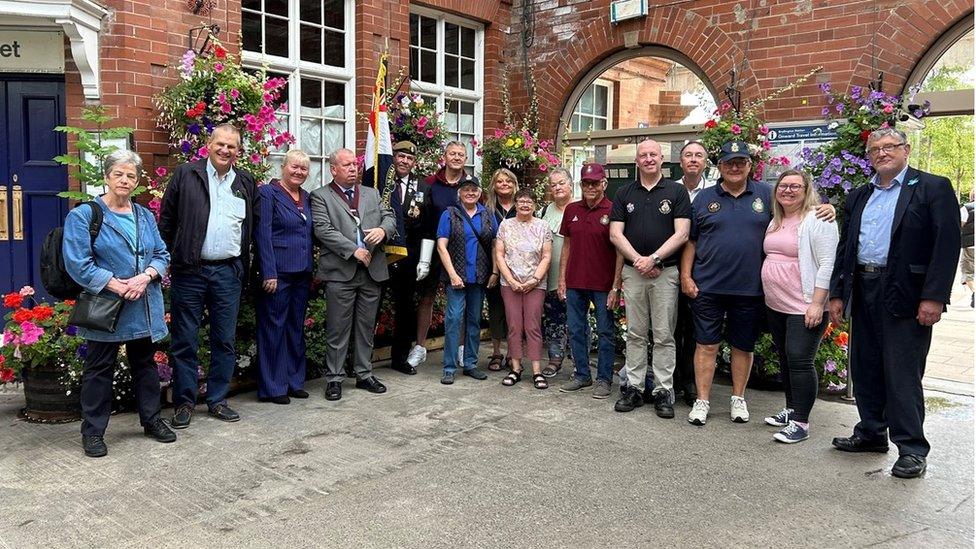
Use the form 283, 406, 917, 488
557, 163, 623, 399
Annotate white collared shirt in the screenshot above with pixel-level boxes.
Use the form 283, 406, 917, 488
683, 175, 714, 203
200, 160, 245, 260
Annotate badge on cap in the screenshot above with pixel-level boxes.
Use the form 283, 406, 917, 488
659, 199, 672, 214
707, 201, 721, 213
730, 142, 741, 153
626, 203, 635, 213
752, 197, 765, 213
600, 215, 609, 225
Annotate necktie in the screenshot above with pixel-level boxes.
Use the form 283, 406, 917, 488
344, 189, 354, 202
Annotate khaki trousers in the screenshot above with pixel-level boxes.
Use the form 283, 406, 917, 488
622, 265, 679, 392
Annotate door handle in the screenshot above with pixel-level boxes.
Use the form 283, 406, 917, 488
12, 185, 23, 241
0, 186, 7, 241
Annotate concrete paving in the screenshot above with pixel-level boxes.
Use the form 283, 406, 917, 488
0, 350, 972, 548
926, 272, 975, 392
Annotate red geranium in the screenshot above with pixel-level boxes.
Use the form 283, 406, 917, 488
0, 367, 14, 383
3, 292, 23, 309
860, 130, 871, 143
63, 299, 76, 306
214, 45, 227, 59
704, 119, 717, 129
31, 305, 54, 322
11, 308, 33, 324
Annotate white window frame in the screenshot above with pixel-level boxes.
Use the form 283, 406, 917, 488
408, 6, 484, 175
242, 0, 356, 188
572, 79, 613, 133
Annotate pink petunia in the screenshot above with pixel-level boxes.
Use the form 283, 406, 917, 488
19, 286, 35, 297
198, 146, 209, 158
19, 321, 44, 345
230, 89, 240, 99
425, 129, 434, 138
155, 166, 168, 178
221, 103, 232, 114
416, 116, 428, 130
214, 62, 224, 73
731, 124, 742, 135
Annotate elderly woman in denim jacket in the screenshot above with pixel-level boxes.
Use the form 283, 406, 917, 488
63, 150, 174, 458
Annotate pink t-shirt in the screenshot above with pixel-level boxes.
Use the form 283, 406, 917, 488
761, 216, 808, 314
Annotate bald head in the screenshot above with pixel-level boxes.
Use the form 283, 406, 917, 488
636, 139, 663, 182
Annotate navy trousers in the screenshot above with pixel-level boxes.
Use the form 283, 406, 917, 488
851, 272, 932, 456
256, 271, 311, 398
169, 261, 243, 409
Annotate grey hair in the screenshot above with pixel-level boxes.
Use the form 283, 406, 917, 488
283, 148, 311, 168
443, 140, 467, 154
548, 167, 573, 185
102, 149, 143, 175
327, 148, 355, 164
867, 127, 908, 145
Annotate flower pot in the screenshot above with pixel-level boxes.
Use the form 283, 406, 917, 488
20, 364, 81, 423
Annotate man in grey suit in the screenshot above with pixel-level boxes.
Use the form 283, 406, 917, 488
310, 148, 397, 401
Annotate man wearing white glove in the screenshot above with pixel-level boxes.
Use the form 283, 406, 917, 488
384, 141, 432, 375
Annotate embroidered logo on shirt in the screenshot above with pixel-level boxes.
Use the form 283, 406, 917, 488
599, 215, 609, 225
626, 202, 635, 213
571, 215, 579, 222
659, 199, 672, 214
752, 197, 765, 213
707, 201, 721, 213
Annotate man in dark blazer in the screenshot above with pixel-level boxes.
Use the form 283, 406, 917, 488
311, 148, 397, 401
829, 127, 960, 479
383, 140, 431, 375
159, 123, 258, 427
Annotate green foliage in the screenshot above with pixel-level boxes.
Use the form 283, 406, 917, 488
909, 66, 974, 200
53, 105, 135, 200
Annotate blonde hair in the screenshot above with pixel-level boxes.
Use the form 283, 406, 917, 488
769, 169, 821, 232
283, 148, 310, 169
485, 168, 520, 212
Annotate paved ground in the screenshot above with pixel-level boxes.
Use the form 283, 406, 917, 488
926, 273, 974, 390
0, 349, 972, 548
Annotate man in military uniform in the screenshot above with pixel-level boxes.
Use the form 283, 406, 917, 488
385, 140, 432, 374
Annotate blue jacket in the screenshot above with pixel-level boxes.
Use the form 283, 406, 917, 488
62, 198, 170, 342
254, 181, 313, 279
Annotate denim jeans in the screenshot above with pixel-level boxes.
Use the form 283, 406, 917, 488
443, 285, 485, 374
169, 262, 242, 408
566, 288, 614, 383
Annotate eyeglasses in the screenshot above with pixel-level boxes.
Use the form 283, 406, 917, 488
516, 200, 535, 205
866, 143, 906, 156
776, 184, 805, 192
723, 159, 750, 169
580, 180, 603, 187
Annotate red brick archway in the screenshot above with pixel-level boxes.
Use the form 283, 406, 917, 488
534, 5, 761, 140
849, 2, 974, 94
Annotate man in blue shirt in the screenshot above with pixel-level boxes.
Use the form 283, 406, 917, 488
680, 141, 771, 426
829, 128, 960, 479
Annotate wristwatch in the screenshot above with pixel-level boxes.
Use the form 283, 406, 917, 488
651, 253, 663, 268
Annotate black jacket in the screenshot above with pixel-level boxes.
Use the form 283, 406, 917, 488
830, 166, 961, 317
158, 159, 258, 277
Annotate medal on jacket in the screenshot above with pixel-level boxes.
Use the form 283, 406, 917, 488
408, 190, 423, 219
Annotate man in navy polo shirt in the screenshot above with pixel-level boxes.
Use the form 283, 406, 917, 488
609, 139, 691, 417
558, 163, 623, 400
680, 141, 770, 426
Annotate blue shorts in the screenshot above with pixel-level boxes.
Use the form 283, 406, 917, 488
690, 292, 765, 352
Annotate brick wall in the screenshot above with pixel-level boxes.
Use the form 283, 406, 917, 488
506, 0, 974, 141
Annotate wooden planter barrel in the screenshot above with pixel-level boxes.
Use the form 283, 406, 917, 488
20, 365, 81, 423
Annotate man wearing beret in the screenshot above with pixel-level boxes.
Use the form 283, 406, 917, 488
385, 140, 432, 375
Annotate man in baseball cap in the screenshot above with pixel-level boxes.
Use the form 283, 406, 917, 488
558, 162, 623, 400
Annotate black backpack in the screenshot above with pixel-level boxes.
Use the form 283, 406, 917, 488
40, 202, 103, 300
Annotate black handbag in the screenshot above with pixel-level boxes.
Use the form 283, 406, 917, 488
68, 291, 123, 332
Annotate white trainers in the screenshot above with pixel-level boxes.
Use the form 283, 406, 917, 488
406, 345, 427, 367
688, 399, 709, 426
730, 396, 750, 423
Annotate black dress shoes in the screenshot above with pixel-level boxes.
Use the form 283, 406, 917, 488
325, 381, 342, 401
259, 395, 291, 405
356, 376, 387, 394
391, 362, 417, 375
143, 417, 177, 443
83, 435, 108, 458
288, 389, 310, 399
208, 404, 241, 422
891, 454, 927, 478
831, 434, 889, 453
654, 390, 675, 419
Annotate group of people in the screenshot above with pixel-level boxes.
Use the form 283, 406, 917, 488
63, 123, 961, 480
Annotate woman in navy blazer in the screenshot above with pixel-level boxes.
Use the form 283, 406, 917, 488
254, 149, 315, 404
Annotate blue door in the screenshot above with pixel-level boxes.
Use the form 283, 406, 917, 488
0, 78, 68, 299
